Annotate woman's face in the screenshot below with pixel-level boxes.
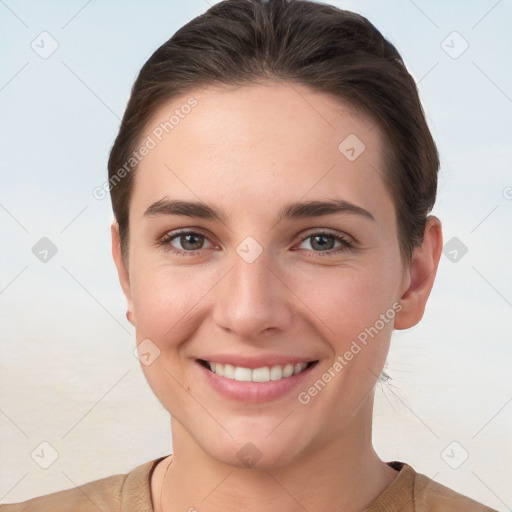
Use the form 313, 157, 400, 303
114, 82, 413, 467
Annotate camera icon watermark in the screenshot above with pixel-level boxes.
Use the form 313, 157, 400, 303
31, 441, 59, 469
32, 237, 58, 263
441, 31, 469, 60
133, 338, 161, 366
237, 442, 262, 468
236, 236, 263, 264
442, 236, 468, 263
31, 31, 59, 59
441, 441, 469, 469
338, 134, 366, 161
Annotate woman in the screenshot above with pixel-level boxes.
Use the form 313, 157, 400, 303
1, 0, 499, 510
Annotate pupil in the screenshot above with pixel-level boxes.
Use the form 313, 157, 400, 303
183, 233, 201, 250
313, 234, 333, 251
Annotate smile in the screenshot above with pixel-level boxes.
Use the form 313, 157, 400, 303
195, 358, 320, 403
200, 360, 316, 383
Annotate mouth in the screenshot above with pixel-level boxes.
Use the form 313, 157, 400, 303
197, 359, 319, 383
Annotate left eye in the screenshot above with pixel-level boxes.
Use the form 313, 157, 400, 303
297, 232, 353, 255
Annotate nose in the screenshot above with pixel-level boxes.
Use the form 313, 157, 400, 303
212, 245, 294, 341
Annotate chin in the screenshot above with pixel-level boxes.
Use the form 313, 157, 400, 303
196, 426, 307, 470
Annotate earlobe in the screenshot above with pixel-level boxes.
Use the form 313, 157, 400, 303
394, 216, 443, 330
111, 221, 136, 327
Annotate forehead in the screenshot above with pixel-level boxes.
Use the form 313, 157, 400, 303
130, 81, 392, 225
143, 81, 381, 158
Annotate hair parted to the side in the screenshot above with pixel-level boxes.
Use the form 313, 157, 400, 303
107, 0, 439, 267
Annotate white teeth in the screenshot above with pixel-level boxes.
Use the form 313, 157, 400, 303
269, 365, 283, 380
223, 364, 235, 379
206, 361, 310, 382
234, 367, 252, 381
283, 364, 295, 378
252, 367, 270, 382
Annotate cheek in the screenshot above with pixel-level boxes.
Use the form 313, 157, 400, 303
130, 265, 206, 416
130, 264, 205, 344
293, 260, 399, 341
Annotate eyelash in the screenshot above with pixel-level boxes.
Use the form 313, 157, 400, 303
156, 229, 354, 258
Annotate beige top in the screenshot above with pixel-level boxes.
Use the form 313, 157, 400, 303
0, 456, 498, 511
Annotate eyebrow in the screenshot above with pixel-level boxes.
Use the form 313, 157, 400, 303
143, 198, 375, 224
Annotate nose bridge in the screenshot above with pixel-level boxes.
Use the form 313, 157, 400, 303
233, 244, 275, 302
213, 240, 293, 338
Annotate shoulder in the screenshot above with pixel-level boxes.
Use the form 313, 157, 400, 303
0, 474, 126, 512
413, 471, 498, 512
369, 461, 498, 511
0, 456, 165, 512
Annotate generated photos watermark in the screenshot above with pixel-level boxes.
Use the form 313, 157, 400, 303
92, 97, 198, 200
297, 302, 402, 405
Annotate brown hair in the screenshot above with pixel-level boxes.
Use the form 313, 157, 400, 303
108, 0, 439, 264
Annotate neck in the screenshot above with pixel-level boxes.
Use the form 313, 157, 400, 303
155, 397, 398, 512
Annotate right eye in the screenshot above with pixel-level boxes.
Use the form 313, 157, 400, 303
157, 229, 215, 256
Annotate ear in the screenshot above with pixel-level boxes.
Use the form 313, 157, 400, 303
111, 221, 136, 327
394, 216, 443, 330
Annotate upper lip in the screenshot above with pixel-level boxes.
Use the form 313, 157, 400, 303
196, 354, 319, 369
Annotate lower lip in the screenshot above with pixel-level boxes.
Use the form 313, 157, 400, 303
195, 360, 318, 403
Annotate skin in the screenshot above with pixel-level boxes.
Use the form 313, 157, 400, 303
111, 81, 443, 512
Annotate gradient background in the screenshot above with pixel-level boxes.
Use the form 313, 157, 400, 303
1, 0, 511, 508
